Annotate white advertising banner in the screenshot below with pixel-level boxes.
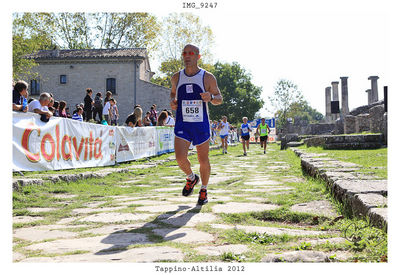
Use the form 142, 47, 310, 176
156, 127, 175, 155
13, 112, 116, 171
115, 126, 157, 163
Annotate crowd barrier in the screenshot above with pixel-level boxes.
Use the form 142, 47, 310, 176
12, 112, 175, 172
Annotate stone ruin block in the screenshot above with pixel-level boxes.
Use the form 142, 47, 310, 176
334, 118, 344, 134
344, 115, 356, 134
355, 114, 370, 133
369, 104, 385, 133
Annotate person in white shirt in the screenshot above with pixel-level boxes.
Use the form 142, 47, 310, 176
218, 116, 230, 154
102, 99, 112, 124
72, 107, 84, 122
28, 92, 53, 119
165, 110, 175, 126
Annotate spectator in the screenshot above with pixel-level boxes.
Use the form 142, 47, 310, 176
58, 101, 67, 118
72, 107, 84, 122
104, 91, 112, 106
53, 101, 59, 116
48, 106, 55, 115
149, 105, 157, 125
133, 106, 143, 127
65, 107, 72, 118
28, 92, 53, 119
125, 113, 137, 128
12, 80, 29, 112
143, 111, 152, 126
164, 110, 175, 126
48, 96, 54, 109
83, 88, 94, 122
156, 110, 168, 126
93, 92, 103, 122
110, 98, 119, 125
103, 97, 112, 124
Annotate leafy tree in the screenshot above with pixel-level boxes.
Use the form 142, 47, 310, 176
209, 62, 264, 123
151, 13, 215, 87
267, 79, 305, 130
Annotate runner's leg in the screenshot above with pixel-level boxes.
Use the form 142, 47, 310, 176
196, 140, 211, 187
175, 137, 192, 175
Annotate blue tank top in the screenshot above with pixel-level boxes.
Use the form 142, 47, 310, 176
175, 69, 210, 133
241, 123, 251, 136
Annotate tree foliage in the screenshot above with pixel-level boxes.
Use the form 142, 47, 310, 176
209, 62, 264, 123
268, 79, 323, 130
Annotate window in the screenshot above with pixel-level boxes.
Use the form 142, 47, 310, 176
106, 78, 116, 94
30, 79, 40, 95
60, 75, 67, 84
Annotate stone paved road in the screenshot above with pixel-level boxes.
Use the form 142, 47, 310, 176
13, 144, 359, 263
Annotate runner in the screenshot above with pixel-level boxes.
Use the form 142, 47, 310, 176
170, 44, 223, 205
218, 116, 230, 154
256, 118, 270, 154
240, 117, 252, 156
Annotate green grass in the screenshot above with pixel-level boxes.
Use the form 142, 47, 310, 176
297, 145, 387, 179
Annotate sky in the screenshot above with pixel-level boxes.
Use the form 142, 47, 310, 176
151, 4, 390, 118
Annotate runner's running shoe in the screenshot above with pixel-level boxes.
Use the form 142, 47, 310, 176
182, 174, 199, 196
197, 188, 208, 205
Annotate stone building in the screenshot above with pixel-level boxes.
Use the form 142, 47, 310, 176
22, 48, 170, 123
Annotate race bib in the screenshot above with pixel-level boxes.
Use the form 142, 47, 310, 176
242, 127, 248, 134
261, 128, 267, 134
182, 100, 203, 122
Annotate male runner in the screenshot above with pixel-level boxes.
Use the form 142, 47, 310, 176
256, 118, 270, 154
170, 44, 223, 205
218, 116, 230, 154
240, 117, 252, 156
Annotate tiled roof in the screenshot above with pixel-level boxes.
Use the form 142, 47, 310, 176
25, 48, 148, 60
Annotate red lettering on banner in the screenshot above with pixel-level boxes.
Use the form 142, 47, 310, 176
56, 124, 60, 160
21, 122, 41, 162
41, 133, 55, 161
72, 137, 84, 161
61, 135, 72, 160
89, 131, 94, 160
94, 138, 103, 159
20, 122, 104, 164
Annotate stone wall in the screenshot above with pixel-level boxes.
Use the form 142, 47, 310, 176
304, 134, 384, 149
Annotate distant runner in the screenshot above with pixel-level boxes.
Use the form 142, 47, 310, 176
170, 44, 223, 205
256, 118, 270, 154
240, 117, 252, 156
218, 116, 230, 154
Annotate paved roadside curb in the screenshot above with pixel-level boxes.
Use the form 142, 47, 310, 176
12, 144, 237, 191
290, 148, 387, 230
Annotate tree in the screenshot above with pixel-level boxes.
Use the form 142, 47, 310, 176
151, 13, 215, 87
12, 12, 160, 50
209, 62, 264, 123
267, 79, 305, 131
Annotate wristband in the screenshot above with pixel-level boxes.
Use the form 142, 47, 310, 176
210, 94, 215, 101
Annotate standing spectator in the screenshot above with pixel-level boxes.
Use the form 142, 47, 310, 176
150, 104, 158, 125
104, 91, 112, 106
133, 106, 143, 127
156, 110, 168, 126
58, 101, 68, 118
83, 88, 94, 122
143, 111, 152, 126
110, 98, 119, 125
27, 92, 53, 119
12, 80, 29, 112
65, 107, 72, 118
53, 101, 59, 116
93, 92, 103, 122
102, 98, 112, 124
48, 96, 55, 109
72, 107, 84, 122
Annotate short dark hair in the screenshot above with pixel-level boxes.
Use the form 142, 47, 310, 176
86, 88, 93, 94
96, 92, 101, 97
13, 80, 28, 93
125, 113, 137, 126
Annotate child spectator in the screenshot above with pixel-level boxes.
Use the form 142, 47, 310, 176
156, 110, 168, 126
103, 98, 112, 124
110, 98, 119, 125
72, 107, 84, 122
93, 92, 103, 122
143, 111, 152, 126
125, 113, 137, 128
58, 101, 67, 118
104, 91, 112, 106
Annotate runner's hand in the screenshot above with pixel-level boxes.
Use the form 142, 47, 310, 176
200, 92, 212, 102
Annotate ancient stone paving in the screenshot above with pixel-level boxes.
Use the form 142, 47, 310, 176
13, 144, 359, 263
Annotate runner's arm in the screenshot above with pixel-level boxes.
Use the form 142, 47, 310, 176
201, 72, 222, 105
170, 73, 179, 110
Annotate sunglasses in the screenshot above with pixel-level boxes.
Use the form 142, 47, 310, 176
182, 51, 197, 56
